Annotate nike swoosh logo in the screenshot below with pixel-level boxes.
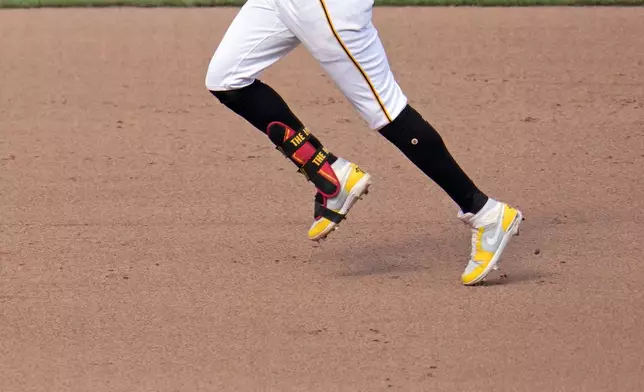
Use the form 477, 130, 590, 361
484, 220, 505, 247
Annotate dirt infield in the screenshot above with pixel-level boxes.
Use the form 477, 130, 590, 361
1, 7, 643, 392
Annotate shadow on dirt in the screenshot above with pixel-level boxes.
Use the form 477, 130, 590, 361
334, 262, 428, 277
322, 231, 462, 278
321, 230, 542, 285
481, 270, 553, 286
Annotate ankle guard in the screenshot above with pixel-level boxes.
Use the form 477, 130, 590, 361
267, 122, 339, 198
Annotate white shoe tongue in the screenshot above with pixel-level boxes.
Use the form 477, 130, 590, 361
461, 198, 500, 227
331, 157, 349, 173
475, 200, 502, 226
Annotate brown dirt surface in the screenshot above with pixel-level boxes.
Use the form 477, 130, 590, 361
1, 6, 644, 392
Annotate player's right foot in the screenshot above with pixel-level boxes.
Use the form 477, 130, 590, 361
308, 158, 372, 241
458, 199, 523, 285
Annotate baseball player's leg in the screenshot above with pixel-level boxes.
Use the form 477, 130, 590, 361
206, 0, 302, 132
206, 0, 371, 241
279, 0, 522, 284
277, 0, 487, 213
277, 0, 405, 130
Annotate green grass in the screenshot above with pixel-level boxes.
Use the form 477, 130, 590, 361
0, 0, 241, 6
0, 0, 642, 7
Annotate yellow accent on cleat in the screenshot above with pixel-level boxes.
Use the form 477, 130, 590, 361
308, 161, 371, 241
460, 202, 523, 286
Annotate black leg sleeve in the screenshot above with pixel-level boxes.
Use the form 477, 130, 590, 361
379, 105, 488, 214
210, 80, 303, 134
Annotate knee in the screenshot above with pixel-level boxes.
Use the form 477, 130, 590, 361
207, 79, 236, 106
210, 88, 241, 105
204, 56, 228, 92
209, 79, 260, 104
205, 55, 254, 92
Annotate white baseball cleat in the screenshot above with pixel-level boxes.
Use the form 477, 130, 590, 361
458, 199, 523, 285
308, 158, 372, 241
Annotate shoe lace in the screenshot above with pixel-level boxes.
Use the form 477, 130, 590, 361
469, 227, 479, 262
459, 217, 480, 262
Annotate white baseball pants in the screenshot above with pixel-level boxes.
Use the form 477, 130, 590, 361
205, 0, 408, 130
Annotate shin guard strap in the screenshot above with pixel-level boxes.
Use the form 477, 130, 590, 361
299, 147, 338, 196
267, 122, 339, 197
300, 147, 331, 180
314, 201, 345, 224
278, 128, 315, 157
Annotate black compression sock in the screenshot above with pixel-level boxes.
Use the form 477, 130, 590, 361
379, 105, 488, 214
210, 80, 337, 167
210, 80, 304, 134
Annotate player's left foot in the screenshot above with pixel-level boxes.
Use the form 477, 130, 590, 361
308, 158, 372, 241
265, 122, 372, 242
458, 199, 523, 285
